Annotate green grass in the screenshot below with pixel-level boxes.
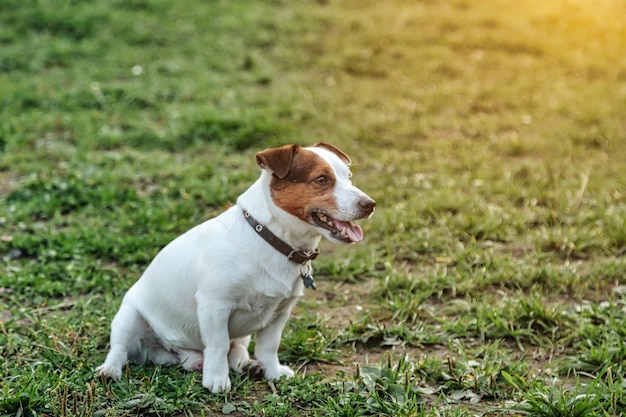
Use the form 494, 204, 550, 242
1, 0, 626, 415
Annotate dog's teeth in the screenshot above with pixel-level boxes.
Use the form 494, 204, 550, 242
315, 212, 339, 231
318, 214, 333, 227
340, 228, 348, 237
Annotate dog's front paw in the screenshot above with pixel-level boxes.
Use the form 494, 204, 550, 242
264, 365, 294, 381
96, 364, 122, 380
202, 374, 231, 393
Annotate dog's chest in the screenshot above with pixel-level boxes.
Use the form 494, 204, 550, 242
228, 293, 298, 338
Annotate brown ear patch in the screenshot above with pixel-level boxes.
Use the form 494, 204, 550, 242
256, 144, 300, 179
312, 142, 352, 166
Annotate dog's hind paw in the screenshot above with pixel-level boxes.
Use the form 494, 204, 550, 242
241, 360, 265, 380
179, 349, 204, 372
182, 359, 203, 372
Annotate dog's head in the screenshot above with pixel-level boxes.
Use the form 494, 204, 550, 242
256, 142, 375, 244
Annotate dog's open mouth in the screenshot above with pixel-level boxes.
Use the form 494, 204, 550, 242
310, 210, 364, 243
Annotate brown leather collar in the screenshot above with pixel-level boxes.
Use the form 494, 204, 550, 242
243, 209, 320, 265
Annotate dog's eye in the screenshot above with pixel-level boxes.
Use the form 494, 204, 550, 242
314, 175, 329, 185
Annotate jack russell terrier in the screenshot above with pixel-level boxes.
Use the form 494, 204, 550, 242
96, 142, 376, 392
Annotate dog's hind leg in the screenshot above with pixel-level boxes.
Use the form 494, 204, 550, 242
144, 344, 179, 367
228, 336, 252, 372
96, 304, 145, 380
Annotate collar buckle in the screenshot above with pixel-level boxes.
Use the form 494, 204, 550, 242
288, 248, 320, 264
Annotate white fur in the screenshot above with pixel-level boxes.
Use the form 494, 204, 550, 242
96, 145, 372, 393
308, 147, 374, 226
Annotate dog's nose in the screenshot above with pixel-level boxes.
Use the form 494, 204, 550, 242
358, 197, 376, 216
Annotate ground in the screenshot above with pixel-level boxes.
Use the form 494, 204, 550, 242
1, 0, 626, 416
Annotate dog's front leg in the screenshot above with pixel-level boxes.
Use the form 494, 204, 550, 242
254, 308, 295, 381
196, 295, 232, 393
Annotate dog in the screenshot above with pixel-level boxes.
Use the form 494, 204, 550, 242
96, 142, 375, 393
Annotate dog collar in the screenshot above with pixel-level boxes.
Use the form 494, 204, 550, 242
242, 209, 320, 265
243, 209, 319, 290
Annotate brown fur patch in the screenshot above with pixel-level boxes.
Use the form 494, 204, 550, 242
269, 148, 338, 221
256, 144, 298, 179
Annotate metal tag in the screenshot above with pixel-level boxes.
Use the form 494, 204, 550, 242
301, 273, 317, 290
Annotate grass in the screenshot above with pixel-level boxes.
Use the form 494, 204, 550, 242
1, 0, 625, 415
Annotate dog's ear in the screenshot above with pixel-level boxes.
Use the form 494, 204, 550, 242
312, 142, 352, 166
256, 144, 300, 179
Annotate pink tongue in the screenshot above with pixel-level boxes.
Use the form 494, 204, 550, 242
332, 219, 364, 243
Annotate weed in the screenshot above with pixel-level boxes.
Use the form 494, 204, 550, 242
323, 355, 430, 416
504, 366, 625, 416
281, 314, 340, 364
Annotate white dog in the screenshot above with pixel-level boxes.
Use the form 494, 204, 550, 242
96, 142, 375, 393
